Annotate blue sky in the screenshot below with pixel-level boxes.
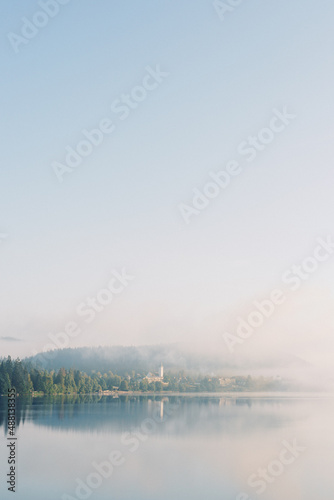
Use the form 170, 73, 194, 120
1, 0, 334, 372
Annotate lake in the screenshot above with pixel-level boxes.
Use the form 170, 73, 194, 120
0, 394, 333, 499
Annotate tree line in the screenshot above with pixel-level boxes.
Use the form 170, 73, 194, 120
0, 357, 123, 395
0, 356, 287, 395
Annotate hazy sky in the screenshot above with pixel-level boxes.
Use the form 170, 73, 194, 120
1, 0, 334, 372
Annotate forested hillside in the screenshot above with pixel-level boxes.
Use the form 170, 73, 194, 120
26, 344, 310, 375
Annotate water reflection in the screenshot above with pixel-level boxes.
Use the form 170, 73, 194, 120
0, 394, 319, 435
0, 395, 333, 500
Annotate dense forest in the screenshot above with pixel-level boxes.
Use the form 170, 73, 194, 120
0, 356, 288, 395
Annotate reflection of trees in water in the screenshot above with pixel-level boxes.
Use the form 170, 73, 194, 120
0, 396, 32, 434
0, 396, 310, 435
0, 395, 102, 432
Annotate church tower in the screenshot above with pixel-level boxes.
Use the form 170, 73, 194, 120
159, 363, 164, 379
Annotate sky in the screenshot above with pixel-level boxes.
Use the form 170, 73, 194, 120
1, 0, 334, 374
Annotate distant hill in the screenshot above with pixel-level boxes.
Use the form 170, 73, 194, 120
26, 344, 225, 375
25, 343, 313, 379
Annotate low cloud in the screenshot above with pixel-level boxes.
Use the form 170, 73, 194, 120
0, 336, 23, 342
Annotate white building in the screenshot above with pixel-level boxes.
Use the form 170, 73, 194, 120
144, 363, 164, 383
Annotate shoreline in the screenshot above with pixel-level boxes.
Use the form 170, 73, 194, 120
116, 390, 334, 398
2, 390, 332, 398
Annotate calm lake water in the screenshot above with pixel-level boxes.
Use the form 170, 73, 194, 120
0, 394, 333, 500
